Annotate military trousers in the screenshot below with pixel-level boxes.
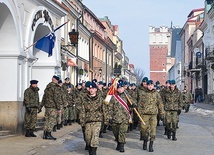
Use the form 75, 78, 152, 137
140, 114, 157, 141
112, 122, 129, 144
43, 108, 57, 132
165, 111, 178, 132
68, 106, 77, 121
24, 108, 38, 130
85, 122, 102, 147
63, 107, 68, 120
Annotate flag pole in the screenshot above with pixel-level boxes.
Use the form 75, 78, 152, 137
24, 21, 69, 52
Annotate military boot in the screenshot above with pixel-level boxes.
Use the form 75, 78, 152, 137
57, 124, 60, 130
64, 120, 68, 126
91, 147, 97, 155
164, 128, 167, 135
43, 131, 46, 139
29, 129, 36, 137
88, 146, 92, 155
119, 143, 125, 152
68, 119, 72, 125
116, 142, 120, 151
149, 141, 154, 152
167, 129, 171, 139
85, 144, 89, 150
172, 132, 177, 141
53, 125, 57, 132
25, 129, 30, 137
45, 132, 56, 140
143, 140, 148, 150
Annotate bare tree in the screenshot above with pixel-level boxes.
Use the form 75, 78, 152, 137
134, 67, 145, 85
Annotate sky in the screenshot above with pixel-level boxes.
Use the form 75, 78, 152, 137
82, 0, 204, 77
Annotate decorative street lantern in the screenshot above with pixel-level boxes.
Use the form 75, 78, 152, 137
69, 29, 79, 45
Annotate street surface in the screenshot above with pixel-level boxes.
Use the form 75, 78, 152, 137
0, 105, 214, 155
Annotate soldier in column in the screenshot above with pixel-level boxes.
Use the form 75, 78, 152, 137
40, 75, 62, 140
163, 80, 182, 141
79, 82, 109, 155
23, 80, 40, 137
182, 88, 193, 112
138, 80, 165, 152
129, 83, 138, 130
108, 80, 135, 153
137, 77, 148, 140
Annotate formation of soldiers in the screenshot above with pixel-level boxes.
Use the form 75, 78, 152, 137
23, 75, 193, 155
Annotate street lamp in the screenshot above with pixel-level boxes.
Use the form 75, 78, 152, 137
68, 29, 79, 45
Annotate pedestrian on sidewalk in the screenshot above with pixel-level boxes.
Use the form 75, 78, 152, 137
23, 80, 40, 137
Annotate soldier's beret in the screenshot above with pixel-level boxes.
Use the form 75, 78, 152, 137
76, 83, 82, 87
53, 75, 60, 81
85, 81, 92, 88
123, 81, 128, 85
92, 79, 97, 83
156, 81, 160, 85
170, 80, 176, 85
89, 82, 97, 89
147, 80, 153, 85
65, 77, 70, 81
67, 85, 72, 89
118, 79, 123, 84
131, 83, 136, 87
98, 81, 103, 85
30, 80, 38, 85
108, 83, 112, 87
142, 77, 148, 82
117, 82, 124, 88
166, 80, 170, 84
58, 80, 62, 84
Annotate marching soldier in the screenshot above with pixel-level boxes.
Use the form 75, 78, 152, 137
79, 82, 109, 155
182, 89, 193, 113
138, 80, 165, 152
23, 80, 39, 137
108, 80, 135, 153
137, 77, 148, 140
163, 80, 182, 141
40, 75, 62, 140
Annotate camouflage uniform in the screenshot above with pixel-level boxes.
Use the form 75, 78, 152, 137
41, 82, 62, 133
138, 89, 164, 142
109, 93, 130, 148
128, 88, 138, 129
79, 93, 108, 152
137, 85, 147, 139
182, 91, 193, 113
163, 87, 182, 140
23, 86, 39, 132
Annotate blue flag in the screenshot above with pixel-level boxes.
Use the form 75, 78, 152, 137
35, 33, 55, 57
35, 21, 68, 57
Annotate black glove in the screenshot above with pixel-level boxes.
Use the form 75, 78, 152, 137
177, 109, 181, 115
26, 107, 31, 113
131, 103, 138, 108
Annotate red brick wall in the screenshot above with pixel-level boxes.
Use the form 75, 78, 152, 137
150, 45, 168, 85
